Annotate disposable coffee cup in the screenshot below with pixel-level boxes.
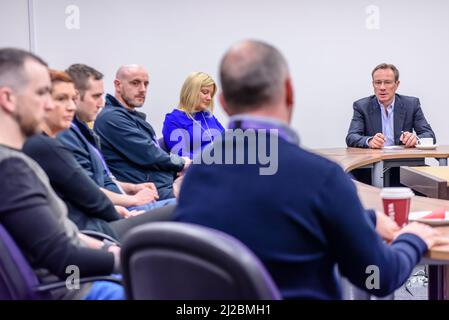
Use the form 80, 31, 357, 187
380, 187, 414, 227
418, 137, 433, 146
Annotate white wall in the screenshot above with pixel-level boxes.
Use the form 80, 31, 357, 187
0, 0, 30, 49
1, 0, 449, 148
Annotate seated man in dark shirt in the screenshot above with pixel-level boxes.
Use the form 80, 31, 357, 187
93, 65, 191, 200
0, 48, 123, 299
175, 40, 449, 299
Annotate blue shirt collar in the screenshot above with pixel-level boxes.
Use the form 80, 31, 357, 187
377, 97, 395, 111
228, 114, 300, 145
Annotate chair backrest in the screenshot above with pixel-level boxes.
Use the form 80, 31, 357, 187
121, 222, 281, 300
0, 224, 48, 300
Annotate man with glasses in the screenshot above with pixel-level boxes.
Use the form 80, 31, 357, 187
346, 63, 435, 148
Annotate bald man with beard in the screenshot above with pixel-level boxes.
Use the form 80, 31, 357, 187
94, 65, 191, 200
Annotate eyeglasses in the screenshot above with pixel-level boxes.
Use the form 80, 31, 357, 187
373, 80, 396, 88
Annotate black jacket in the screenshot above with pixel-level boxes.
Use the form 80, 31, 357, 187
23, 134, 121, 238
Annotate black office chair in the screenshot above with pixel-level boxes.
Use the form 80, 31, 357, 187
121, 222, 281, 300
0, 223, 121, 300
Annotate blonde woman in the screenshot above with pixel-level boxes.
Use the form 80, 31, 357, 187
163, 72, 225, 159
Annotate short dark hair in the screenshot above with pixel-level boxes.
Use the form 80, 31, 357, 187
0, 48, 47, 91
65, 63, 103, 98
372, 63, 399, 81
219, 40, 288, 112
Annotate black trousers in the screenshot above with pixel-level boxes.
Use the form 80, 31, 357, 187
109, 204, 176, 241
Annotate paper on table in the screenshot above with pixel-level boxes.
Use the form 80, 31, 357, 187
421, 207, 446, 219
408, 210, 449, 226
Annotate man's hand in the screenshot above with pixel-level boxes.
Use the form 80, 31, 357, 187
115, 205, 145, 218
115, 205, 131, 218
108, 244, 121, 256
131, 188, 158, 206
177, 157, 192, 177
400, 131, 417, 148
107, 244, 121, 269
394, 222, 449, 249
368, 133, 385, 149
131, 182, 158, 195
173, 175, 184, 199
182, 157, 192, 170
375, 210, 400, 242
128, 209, 145, 217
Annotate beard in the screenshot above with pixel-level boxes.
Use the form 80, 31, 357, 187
122, 93, 145, 109
14, 111, 42, 138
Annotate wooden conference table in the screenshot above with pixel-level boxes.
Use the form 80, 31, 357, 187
313, 146, 449, 259
401, 166, 449, 200
313, 146, 449, 299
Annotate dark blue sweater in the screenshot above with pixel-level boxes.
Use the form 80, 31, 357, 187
175, 122, 427, 299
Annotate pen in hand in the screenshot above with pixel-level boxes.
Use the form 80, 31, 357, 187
401, 130, 419, 145
400, 130, 408, 144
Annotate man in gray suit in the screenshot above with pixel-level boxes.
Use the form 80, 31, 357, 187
346, 63, 435, 149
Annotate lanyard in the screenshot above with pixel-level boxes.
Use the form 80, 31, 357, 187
228, 119, 299, 145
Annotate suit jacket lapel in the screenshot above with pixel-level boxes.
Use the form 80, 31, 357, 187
393, 95, 406, 144
370, 97, 382, 135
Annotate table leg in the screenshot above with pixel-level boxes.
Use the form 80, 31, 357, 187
428, 265, 449, 300
441, 265, 449, 300
372, 161, 384, 188
428, 266, 444, 300
438, 158, 448, 166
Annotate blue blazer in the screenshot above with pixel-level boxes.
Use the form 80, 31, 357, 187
346, 94, 435, 148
